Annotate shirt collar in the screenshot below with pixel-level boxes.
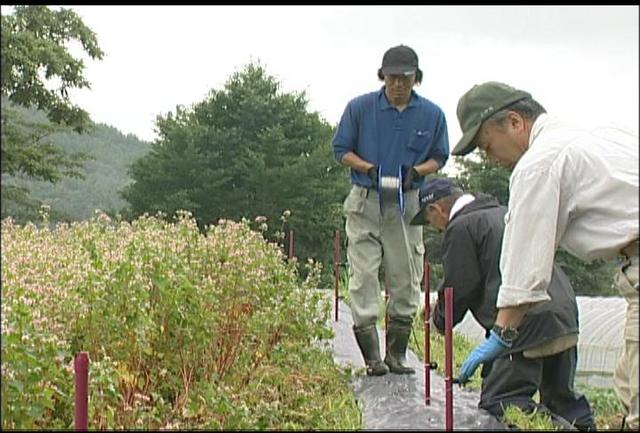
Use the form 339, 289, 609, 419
449, 194, 476, 222
378, 86, 418, 111
529, 113, 548, 149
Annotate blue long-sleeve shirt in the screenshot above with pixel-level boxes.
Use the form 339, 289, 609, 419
332, 86, 449, 189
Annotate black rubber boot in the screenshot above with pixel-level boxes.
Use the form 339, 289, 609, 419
555, 395, 598, 431
353, 324, 389, 376
384, 317, 415, 374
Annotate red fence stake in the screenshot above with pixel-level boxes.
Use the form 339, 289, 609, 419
444, 286, 454, 431
424, 259, 433, 405
333, 230, 341, 321
287, 229, 295, 260
74, 351, 89, 431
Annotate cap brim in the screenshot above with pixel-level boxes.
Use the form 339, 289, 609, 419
451, 122, 481, 156
410, 206, 428, 225
381, 65, 417, 76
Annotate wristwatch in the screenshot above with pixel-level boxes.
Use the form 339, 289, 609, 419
492, 324, 519, 343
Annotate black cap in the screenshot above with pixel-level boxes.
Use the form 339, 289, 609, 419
380, 45, 419, 76
410, 178, 460, 225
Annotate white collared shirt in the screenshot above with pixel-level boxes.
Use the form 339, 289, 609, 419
449, 194, 476, 221
497, 114, 639, 308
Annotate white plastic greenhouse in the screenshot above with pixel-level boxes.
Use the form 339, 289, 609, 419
450, 295, 626, 389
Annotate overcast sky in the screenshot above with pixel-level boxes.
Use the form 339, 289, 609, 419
5, 6, 639, 156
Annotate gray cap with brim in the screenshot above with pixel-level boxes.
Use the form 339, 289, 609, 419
452, 82, 531, 156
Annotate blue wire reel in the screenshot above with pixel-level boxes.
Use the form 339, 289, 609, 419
377, 165, 405, 215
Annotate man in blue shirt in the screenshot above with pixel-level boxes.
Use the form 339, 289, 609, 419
332, 44, 449, 376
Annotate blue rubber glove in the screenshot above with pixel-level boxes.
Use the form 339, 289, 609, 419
458, 329, 511, 384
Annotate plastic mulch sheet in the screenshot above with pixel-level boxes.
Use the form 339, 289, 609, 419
324, 296, 508, 430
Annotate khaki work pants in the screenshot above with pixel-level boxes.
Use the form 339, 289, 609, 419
613, 253, 639, 430
343, 185, 424, 328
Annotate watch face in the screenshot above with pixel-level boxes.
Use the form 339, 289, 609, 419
502, 327, 518, 340
493, 324, 518, 341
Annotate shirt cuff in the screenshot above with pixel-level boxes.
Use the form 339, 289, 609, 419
334, 150, 347, 163
432, 155, 446, 169
496, 285, 551, 309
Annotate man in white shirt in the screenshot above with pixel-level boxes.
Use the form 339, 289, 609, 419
450, 81, 639, 430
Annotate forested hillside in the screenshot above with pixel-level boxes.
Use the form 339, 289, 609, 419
2, 102, 151, 221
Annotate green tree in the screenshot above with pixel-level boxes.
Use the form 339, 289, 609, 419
451, 153, 616, 296
1, 5, 104, 218
454, 154, 511, 204
123, 62, 350, 277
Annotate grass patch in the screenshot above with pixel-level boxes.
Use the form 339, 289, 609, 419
501, 405, 557, 429
409, 312, 625, 430
575, 383, 625, 430
227, 339, 362, 430
409, 312, 482, 389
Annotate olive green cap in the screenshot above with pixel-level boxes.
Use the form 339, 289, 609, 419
452, 81, 531, 156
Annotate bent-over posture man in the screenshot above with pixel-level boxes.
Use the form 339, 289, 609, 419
411, 177, 596, 430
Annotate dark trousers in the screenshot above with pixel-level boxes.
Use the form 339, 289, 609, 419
479, 347, 596, 430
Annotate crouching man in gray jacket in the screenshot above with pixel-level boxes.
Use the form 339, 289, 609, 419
411, 177, 596, 430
